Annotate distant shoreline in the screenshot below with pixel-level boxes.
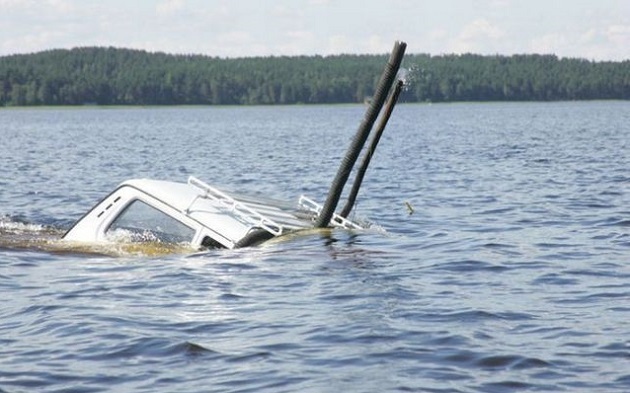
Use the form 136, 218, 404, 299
3, 100, 629, 111
1, 47, 628, 106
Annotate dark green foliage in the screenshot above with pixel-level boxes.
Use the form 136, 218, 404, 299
406, 53, 629, 102
0, 47, 628, 106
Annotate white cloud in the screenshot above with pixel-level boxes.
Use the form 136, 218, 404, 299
579, 28, 598, 44
606, 24, 630, 45
287, 30, 314, 41
429, 29, 448, 41
460, 19, 505, 41
529, 24, 630, 60
46, 0, 73, 13
156, 0, 185, 17
449, 19, 506, 53
272, 30, 314, 56
586, 24, 630, 60
0, 0, 73, 12
490, 0, 511, 7
218, 31, 252, 45
0, 0, 27, 7
365, 35, 390, 54
1, 29, 66, 55
0, 0, 627, 60
530, 33, 568, 54
327, 35, 351, 54
272, 4, 292, 17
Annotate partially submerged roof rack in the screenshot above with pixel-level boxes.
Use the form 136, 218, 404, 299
298, 196, 363, 230
187, 176, 284, 236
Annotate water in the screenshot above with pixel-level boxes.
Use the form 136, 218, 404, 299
1, 102, 629, 392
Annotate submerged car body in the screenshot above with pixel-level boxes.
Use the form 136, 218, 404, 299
62, 176, 362, 249
63, 42, 406, 250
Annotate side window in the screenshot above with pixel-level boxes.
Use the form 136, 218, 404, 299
106, 200, 195, 243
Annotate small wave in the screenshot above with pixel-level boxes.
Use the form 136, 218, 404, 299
439, 349, 552, 372
219, 293, 246, 301
601, 218, 630, 227
534, 242, 584, 249
475, 354, 552, 370
0, 217, 197, 257
0, 215, 48, 234
531, 273, 579, 286
400, 310, 534, 323
477, 207, 517, 215
482, 242, 517, 249
433, 259, 509, 273
224, 351, 272, 363
478, 380, 536, 391
0, 215, 66, 254
99, 337, 219, 360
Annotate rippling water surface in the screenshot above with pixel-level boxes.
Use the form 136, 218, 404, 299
1, 102, 629, 392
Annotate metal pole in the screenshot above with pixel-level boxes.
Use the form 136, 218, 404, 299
314, 41, 406, 228
340, 79, 404, 218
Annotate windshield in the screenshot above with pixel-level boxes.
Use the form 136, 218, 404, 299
106, 199, 195, 244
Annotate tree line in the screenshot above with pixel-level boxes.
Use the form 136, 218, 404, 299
0, 47, 628, 106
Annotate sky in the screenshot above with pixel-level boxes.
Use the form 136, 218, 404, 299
0, 0, 628, 61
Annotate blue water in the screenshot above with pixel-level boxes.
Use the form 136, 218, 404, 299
1, 102, 629, 392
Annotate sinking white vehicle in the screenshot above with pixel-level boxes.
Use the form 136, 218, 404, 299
62, 176, 361, 249
63, 41, 407, 250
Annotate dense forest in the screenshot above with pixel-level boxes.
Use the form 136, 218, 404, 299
0, 47, 628, 106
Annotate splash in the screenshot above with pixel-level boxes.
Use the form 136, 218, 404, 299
0, 215, 196, 257
397, 67, 418, 93
0, 215, 49, 234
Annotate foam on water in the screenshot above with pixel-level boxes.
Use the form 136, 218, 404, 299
0, 215, 197, 257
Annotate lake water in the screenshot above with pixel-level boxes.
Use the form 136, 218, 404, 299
1, 102, 629, 392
